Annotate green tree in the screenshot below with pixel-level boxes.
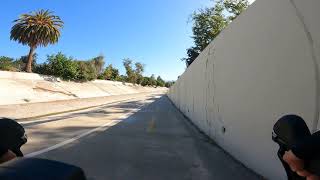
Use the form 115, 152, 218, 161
75, 61, 97, 81
123, 59, 137, 84
150, 74, 157, 87
46, 53, 78, 80
117, 75, 127, 83
91, 55, 105, 75
111, 68, 120, 80
224, 0, 249, 21
0, 56, 16, 71
165, 81, 175, 88
181, 47, 201, 67
10, 9, 63, 72
141, 76, 151, 86
182, 0, 248, 66
101, 64, 119, 80
135, 62, 145, 85
156, 76, 165, 87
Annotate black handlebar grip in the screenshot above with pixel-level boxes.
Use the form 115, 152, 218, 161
273, 115, 320, 178
273, 115, 311, 148
0, 118, 27, 157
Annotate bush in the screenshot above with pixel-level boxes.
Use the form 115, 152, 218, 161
34, 63, 50, 75
100, 64, 120, 81
0, 56, 17, 71
0, 55, 39, 72
49, 53, 78, 80
41, 53, 79, 80
75, 61, 97, 82
156, 76, 165, 87
165, 81, 175, 88
34, 53, 105, 82
141, 77, 150, 86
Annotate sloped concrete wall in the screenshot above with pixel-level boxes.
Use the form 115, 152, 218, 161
168, 0, 320, 179
0, 71, 165, 105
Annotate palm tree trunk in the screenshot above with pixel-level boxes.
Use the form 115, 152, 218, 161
26, 46, 36, 73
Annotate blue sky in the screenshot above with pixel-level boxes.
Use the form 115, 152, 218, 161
0, 0, 218, 81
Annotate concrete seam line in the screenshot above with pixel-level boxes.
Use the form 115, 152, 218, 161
288, 0, 320, 132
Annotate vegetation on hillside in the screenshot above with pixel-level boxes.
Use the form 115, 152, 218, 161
0, 54, 173, 87
182, 0, 249, 67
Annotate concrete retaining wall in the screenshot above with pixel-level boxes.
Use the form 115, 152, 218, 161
0, 71, 165, 105
168, 0, 320, 179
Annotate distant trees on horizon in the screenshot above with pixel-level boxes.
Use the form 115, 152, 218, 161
0, 54, 174, 88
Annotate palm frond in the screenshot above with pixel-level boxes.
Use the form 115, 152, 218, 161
10, 9, 64, 48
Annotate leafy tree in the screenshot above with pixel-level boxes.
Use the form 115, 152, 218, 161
224, 0, 249, 21
156, 76, 165, 87
10, 9, 63, 72
75, 61, 97, 81
34, 63, 51, 75
181, 47, 201, 67
192, 2, 227, 51
182, 0, 248, 66
91, 55, 105, 75
45, 53, 78, 80
35, 53, 104, 82
101, 64, 119, 80
117, 75, 127, 83
165, 81, 175, 88
135, 62, 144, 75
141, 76, 151, 86
150, 74, 157, 87
110, 67, 120, 81
0, 56, 17, 71
101, 65, 112, 80
123, 59, 137, 84
135, 62, 145, 85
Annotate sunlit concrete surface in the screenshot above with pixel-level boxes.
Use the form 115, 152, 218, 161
0, 92, 165, 119
20, 94, 260, 180
168, 0, 320, 179
0, 70, 166, 105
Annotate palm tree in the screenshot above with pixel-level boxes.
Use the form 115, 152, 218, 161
10, 9, 63, 72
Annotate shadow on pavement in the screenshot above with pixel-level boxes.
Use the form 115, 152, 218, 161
31, 95, 262, 180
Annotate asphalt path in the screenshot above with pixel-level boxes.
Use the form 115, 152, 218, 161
20, 94, 261, 180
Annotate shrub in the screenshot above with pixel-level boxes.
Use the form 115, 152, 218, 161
75, 61, 97, 82
165, 81, 175, 88
45, 53, 78, 80
34, 53, 105, 82
100, 64, 120, 81
141, 77, 150, 86
0, 56, 17, 71
156, 76, 165, 87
